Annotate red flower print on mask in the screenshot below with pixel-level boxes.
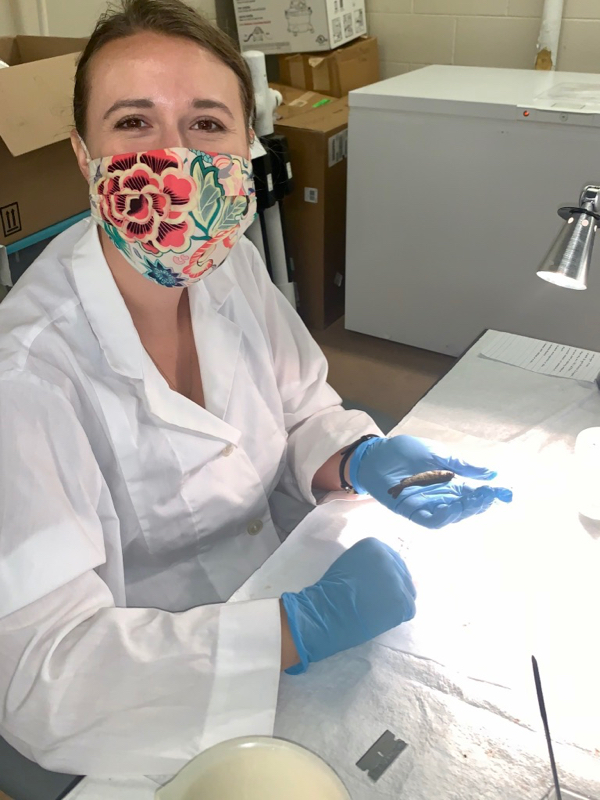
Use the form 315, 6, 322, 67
93, 149, 197, 253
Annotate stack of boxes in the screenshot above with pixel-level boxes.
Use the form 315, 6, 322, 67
233, 1, 380, 330
0, 36, 89, 251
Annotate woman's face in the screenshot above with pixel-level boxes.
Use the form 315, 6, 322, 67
72, 30, 250, 175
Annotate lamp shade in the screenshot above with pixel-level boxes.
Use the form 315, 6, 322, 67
537, 211, 597, 290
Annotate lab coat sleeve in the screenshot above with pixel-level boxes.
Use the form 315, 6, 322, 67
0, 379, 281, 776
246, 244, 383, 503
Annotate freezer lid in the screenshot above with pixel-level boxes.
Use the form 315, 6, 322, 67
349, 65, 600, 121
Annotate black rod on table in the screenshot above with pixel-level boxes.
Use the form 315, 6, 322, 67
532, 655, 563, 800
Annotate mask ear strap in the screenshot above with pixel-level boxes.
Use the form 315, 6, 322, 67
77, 132, 92, 162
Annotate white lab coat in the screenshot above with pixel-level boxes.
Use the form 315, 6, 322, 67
0, 219, 380, 776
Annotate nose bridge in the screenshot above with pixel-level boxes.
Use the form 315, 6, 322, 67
150, 101, 186, 148
180, 121, 198, 150
162, 122, 200, 150
162, 117, 185, 149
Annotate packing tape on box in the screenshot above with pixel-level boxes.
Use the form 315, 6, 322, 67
288, 92, 315, 108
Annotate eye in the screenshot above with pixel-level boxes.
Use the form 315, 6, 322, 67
191, 118, 226, 133
114, 116, 149, 130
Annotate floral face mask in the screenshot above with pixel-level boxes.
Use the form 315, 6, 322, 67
86, 147, 257, 287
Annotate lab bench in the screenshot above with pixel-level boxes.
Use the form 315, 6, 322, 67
55, 329, 600, 800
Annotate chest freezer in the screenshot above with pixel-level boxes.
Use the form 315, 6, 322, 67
345, 65, 600, 356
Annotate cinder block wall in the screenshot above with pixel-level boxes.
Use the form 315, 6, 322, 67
2, 0, 217, 37
365, 0, 600, 79
3, 1, 598, 80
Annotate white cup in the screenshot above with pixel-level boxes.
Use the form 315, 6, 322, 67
155, 736, 351, 800
574, 427, 600, 520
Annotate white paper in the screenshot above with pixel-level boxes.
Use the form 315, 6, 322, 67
480, 331, 600, 382
535, 81, 600, 110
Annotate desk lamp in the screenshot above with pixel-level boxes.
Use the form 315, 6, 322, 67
537, 185, 600, 290
537, 185, 600, 391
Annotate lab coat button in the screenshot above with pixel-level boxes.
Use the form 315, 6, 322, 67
247, 519, 263, 535
221, 444, 235, 457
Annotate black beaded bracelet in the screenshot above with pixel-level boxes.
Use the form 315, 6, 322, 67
339, 434, 379, 493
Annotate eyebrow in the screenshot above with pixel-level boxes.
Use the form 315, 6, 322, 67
103, 97, 234, 120
103, 98, 154, 119
192, 98, 234, 120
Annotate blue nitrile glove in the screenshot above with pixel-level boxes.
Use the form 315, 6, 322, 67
349, 435, 512, 529
281, 537, 416, 675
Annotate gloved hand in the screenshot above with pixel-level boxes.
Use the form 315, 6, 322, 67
281, 537, 416, 675
349, 435, 512, 529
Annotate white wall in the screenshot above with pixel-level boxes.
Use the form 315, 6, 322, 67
8, 0, 217, 36
0, 0, 17, 36
46, 0, 114, 37
366, 0, 600, 79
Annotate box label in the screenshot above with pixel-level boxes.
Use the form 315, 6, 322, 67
343, 12, 354, 38
354, 7, 366, 34
1, 203, 21, 238
331, 17, 343, 45
328, 130, 348, 167
304, 187, 319, 203
233, 0, 366, 54
327, 0, 366, 48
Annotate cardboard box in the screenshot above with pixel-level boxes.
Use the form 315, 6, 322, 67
274, 96, 349, 329
278, 35, 379, 97
271, 83, 335, 122
0, 36, 89, 247
233, 0, 367, 55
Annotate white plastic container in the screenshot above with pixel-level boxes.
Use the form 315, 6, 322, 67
574, 427, 600, 520
155, 736, 351, 800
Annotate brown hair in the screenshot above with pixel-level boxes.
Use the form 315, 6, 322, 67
73, 0, 255, 139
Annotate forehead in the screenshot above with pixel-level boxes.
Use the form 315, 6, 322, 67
86, 31, 243, 111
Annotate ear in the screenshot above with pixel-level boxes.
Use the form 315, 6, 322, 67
70, 130, 91, 182
248, 128, 256, 160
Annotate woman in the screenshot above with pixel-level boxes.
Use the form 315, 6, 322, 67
0, 0, 510, 776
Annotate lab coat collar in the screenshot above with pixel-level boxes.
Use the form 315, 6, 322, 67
141, 350, 241, 444
141, 278, 243, 442
195, 260, 237, 312
189, 278, 241, 423
72, 220, 144, 381
72, 221, 241, 442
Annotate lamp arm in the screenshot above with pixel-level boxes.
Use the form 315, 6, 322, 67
557, 185, 600, 222
579, 185, 600, 214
